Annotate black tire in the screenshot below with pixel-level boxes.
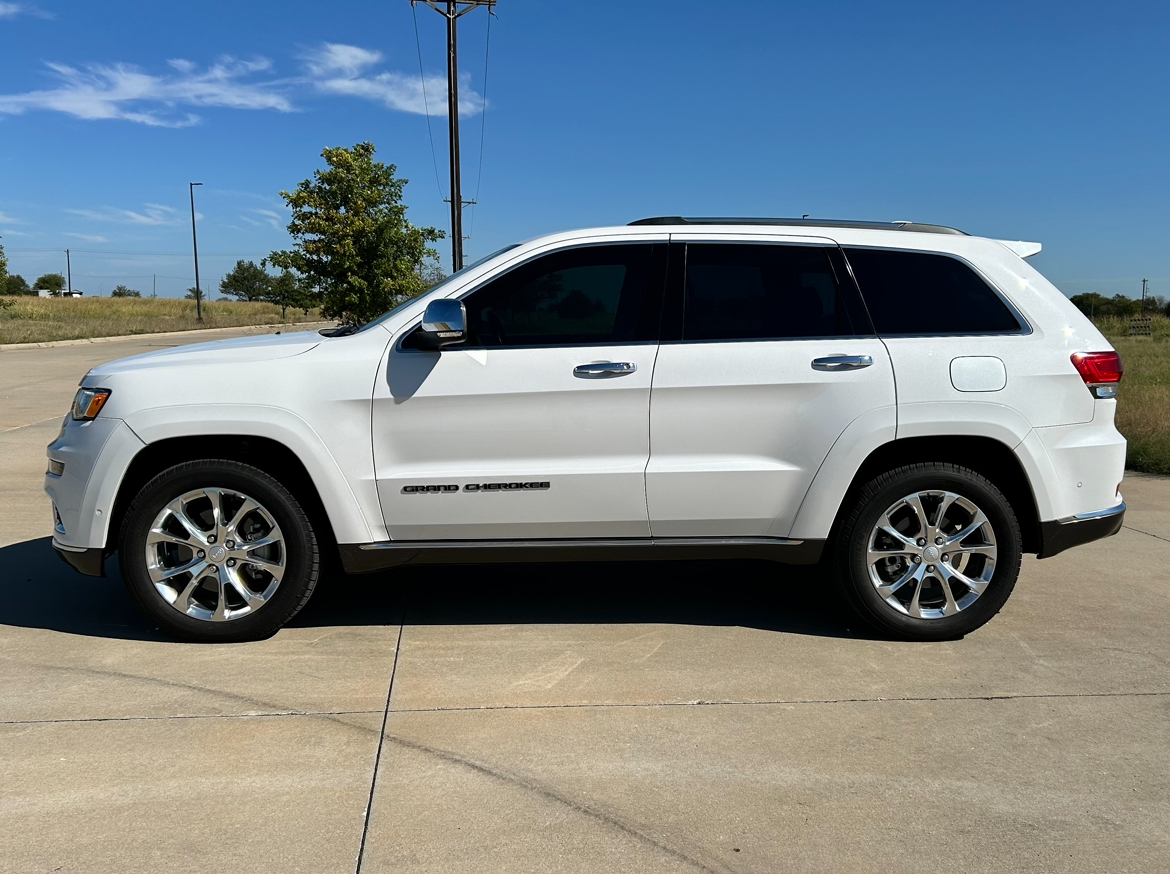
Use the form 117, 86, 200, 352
119, 460, 321, 642
833, 463, 1022, 641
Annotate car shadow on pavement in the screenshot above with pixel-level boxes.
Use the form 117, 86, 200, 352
1, 537, 872, 641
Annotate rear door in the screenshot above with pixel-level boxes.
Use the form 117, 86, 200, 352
646, 236, 896, 537
373, 239, 668, 540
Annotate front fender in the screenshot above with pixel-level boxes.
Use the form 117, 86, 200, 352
122, 404, 379, 544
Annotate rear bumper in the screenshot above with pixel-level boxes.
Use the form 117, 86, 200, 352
52, 539, 107, 577
1037, 502, 1125, 559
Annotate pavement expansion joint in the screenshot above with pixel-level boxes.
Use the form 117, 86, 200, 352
1123, 524, 1170, 544
355, 608, 407, 874
0, 709, 385, 726
386, 688, 1170, 716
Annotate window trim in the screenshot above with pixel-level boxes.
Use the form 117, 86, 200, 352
395, 241, 669, 353
660, 240, 880, 345
841, 244, 1033, 338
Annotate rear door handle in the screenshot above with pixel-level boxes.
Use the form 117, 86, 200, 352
811, 354, 874, 371
574, 362, 637, 377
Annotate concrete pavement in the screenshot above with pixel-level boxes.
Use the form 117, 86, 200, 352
1, 329, 1168, 873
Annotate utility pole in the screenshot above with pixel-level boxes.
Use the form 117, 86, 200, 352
1141, 278, 1149, 313
65, 248, 71, 295
152, 274, 157, 298
189, 182, 204, 322
410, 0, 496, 272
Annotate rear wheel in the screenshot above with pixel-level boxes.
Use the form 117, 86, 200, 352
119, 460, 320, 642
834, 463, 1021, 641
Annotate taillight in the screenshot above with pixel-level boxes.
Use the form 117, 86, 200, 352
1071, 351, 1123, 399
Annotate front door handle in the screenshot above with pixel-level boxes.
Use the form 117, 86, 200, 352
811, 354, 874, 371
574, 362, 637, 377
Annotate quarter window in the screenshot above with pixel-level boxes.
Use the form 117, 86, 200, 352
458, 244, 662, 347
844, 248, 1022, 335
682, 244, 854, 341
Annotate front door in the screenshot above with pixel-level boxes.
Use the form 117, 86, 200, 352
373, 240, 668, 540
647, 238, 896, 537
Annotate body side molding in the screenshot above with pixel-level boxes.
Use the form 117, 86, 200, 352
339, 536, 825, 573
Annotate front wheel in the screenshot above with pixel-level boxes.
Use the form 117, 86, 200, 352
833, 463, 1022, 641
118, 460, 321, 642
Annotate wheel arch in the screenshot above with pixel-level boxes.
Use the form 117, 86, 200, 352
797, 435, 1043, 555
107, 435, 340, 557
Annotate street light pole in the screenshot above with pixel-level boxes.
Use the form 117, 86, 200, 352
189, 182, 204, 322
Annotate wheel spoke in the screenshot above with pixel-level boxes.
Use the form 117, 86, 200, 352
944, 510, 990, 547
906, 568, 927, 618
211, 569, 230, 621
902, 494, 930, 538
950, 543, 996, 558
939, 561, 989, 596
164, 499, 208, 545
224, 567, 266, 609
152, 556, 208, 583
876, 512, 916, 549
934, 492, 959, 529
169, 565, 212, 614
147, 527, 198, 549
243, 555, 285, 583
240, 535, 279, 552
224, 496, 261, 534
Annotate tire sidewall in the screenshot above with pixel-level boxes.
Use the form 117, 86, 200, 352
838, 466, 1022, 640
120, 461, 317, 642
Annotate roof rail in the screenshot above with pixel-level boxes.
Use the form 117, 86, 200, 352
627, 216, 967, 236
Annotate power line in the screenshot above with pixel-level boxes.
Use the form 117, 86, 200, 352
468, 6, 494, 242
413, 1, 447, 202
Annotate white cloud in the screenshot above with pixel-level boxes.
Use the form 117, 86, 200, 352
0, 43, 482, 127
66, 204, 183, 226
244, 208, 284, 230
304, 42, 484, 116
0, 57, 292, 127
0, 3, 53, 19
65, 233, 108, 243
0, 210, 23, 224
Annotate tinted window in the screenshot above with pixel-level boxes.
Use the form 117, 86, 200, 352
683, 244, 853, 341
459, 244, 661, 346
845, 248, 1021, 335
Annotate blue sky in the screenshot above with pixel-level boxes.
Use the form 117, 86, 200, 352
1, 0, 1167, 299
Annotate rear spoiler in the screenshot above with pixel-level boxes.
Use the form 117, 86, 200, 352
996, 239, 1042, 259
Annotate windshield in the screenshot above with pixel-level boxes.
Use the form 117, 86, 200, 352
355, 244, 521, 334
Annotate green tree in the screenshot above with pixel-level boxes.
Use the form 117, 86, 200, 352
33, 273, 66, 296
5, 274, 32, 295
262, 268, 321, 318
0, 240, 8, 288
267, 142, 443, 325
110, 284, 141, 298
219, 259, 271, 302
184, 287, 202, 300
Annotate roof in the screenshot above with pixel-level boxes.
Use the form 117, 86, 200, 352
627, 216, 968, 236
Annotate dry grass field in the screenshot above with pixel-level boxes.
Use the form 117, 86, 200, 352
0, 296, 328, 345
1097, 313, 1170, 475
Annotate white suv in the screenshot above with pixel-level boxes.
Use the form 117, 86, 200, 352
45, 217, 1127, 643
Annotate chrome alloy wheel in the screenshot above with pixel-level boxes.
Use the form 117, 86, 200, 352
145, 487, 286, 622
866, 489, 997, 620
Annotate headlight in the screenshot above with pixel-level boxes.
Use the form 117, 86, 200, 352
72, 387, 112, 421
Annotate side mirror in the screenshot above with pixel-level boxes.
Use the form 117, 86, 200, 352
417, 299, 467, 348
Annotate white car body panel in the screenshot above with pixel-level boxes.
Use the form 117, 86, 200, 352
43, 220, 1126, 572
647, 337, 895, 537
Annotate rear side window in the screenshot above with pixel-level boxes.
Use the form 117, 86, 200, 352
459, 244, 662, 347
844, 248, 1021, 335
682, 244, 854, 341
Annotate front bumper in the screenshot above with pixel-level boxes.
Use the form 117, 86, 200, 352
1037, 502, 1125, 559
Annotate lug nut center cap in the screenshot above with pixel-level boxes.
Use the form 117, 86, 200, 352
209, 545, 227, 564
922, 546, 940, 563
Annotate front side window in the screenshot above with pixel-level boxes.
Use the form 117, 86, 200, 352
459, 244, 662, 347
844, 248, 1022, 335
682, 244, 854, 341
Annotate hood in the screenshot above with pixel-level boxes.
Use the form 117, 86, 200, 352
86, 329, 321, 378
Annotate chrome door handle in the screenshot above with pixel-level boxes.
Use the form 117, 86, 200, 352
811, 354, 874, 371
574, 362, 637, 377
